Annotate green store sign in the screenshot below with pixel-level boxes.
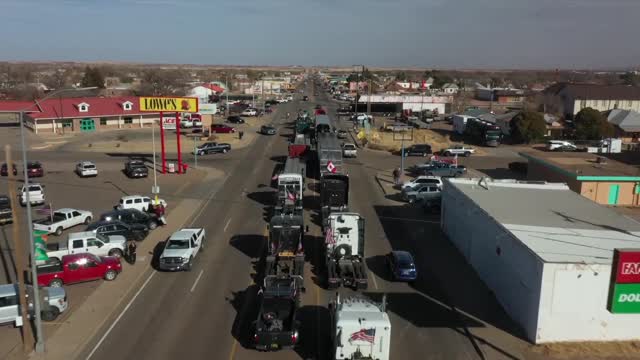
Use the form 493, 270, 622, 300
609, 283, 640, 313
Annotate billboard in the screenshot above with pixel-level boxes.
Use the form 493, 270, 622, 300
140, 97, 199, 113
161, 116, 176, 130
198, 103, 218, 115
608, 249, 640, 313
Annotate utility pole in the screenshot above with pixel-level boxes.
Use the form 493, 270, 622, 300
5, 145, 34, 353
225, 73, 229, 118
151, 119, 159, 202
261, 76, 265, 113
367, 79, 372, 116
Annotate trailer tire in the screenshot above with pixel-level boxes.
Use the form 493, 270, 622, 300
333, 244, 352, 258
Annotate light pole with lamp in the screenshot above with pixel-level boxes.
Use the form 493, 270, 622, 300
19, 86, 97, 353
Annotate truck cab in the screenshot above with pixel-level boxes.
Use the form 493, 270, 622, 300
330, 294, 391, 360
253, 275, 301, 351
266, 215, 306, 279
325, 212, 367, 289
276, 157, 305, 214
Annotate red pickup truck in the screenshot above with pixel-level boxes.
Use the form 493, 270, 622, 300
36, 253, 122, 287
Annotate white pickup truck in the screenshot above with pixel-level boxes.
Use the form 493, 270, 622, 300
19, 184, 45, 206
158, 228, 205, 271
42, 231, 126, 263
33, 208, 93, 236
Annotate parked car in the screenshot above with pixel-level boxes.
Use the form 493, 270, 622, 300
442, 145, 475, 157
86, 220, 149, 241
36, 253, 122, 288
75, 161, 98, 177
260, 125, 277, 135
401, 144, 432, 157
336, 129, 348, 139
180, 119, 194, 128
1, 163, 17, 177
158, 228, 206, 271
33, 208, 93, 236
18, 184, 45, 206
0, 284, 67, 325
336, 107, 351, 116
210, 124, 236, 134
424, 164, 466, 177
226, 116, 246, 124
547, 140, 577, 151
0, 196, 12, 225
194, 142, 231, 155
124, 160, 148, 178
26, 162, 44, 177
401, 183, 441, 204
101, 208, 161, 230
117, 195, 167, 213
402, 176, 442, 190
43, 231, 126, 263
387, 251, 417, 282
265, 99, 279, 106
342, 143, 357, 158
241, 108, 258, 116
192, 116, 203, 128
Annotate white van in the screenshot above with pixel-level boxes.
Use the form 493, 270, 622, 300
546, 140, 577, 151
117, 195, 167, 212
0, 284, 68, 326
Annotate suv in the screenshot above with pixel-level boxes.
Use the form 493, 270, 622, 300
402, 176, 442, 190
117, 195, 167, 213
75, 161, 98, 177
26, 162, 44, 177
402, 184, 441, 204
86, 220, 149, 241
1, 163, 17, 177
124, 160, 148, 178
402, 144, 432, 157
100, 208, 161, 230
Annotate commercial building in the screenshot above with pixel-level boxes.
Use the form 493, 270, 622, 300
607, 109, 640, 145
521, 151, 640, 206
355, 94, 451, 114
441, 178, 640, 343
188, 83, 225, 104
543, 83, 640, 119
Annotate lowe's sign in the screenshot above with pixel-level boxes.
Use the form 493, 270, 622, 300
608, 249, 640, 313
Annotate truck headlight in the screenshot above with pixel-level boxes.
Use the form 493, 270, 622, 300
182, 257, 189, 262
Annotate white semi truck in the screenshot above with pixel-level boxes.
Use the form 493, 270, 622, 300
330, 294, 391, 360
324, 212, 367, 290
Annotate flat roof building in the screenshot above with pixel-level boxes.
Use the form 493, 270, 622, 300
442, 178, 640, 343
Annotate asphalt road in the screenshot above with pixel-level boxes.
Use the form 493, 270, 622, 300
80, 80, 529, 360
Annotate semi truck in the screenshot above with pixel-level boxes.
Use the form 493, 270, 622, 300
320, 173, 349, 223
330, 294, 391, 360
275, 157, 305, 215
252, 275, 301, 351
317, 132, 344, 177
265, 214, 306, 281
324, 212, 367, 290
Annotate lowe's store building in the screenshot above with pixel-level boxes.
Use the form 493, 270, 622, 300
441, 178, 640, 343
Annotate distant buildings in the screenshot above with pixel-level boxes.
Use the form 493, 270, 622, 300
543, 83, 640, 118
441, 83, 459, 94
607, 109, 640, 144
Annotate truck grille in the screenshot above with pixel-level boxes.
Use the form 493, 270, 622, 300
162, 257, 183, 264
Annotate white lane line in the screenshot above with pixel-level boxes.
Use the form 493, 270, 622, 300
86, 270, 157, 360
223, 218, 232, 232
369, 271, 379, 289
190, 270, 205, 293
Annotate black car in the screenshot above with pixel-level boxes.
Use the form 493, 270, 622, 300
86, 220, 149, 241
100, 209, 160, 230
402, 144, 432, 157
124, 160, 148, 178
0, 163, 17, 177
226, 116, 246, 124
260, 125, 277, 135
265, 99, 279, 106
0, 195, 12, 225
194, 142, 231, 155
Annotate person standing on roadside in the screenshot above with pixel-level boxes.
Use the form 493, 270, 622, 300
126, 240, 137, 264
393, 168, 400, 185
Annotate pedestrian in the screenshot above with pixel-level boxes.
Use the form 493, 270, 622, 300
126, 240, 137, 264
392, 168, 400, 185
154, 203, 166, 225
239, 130, 244, 140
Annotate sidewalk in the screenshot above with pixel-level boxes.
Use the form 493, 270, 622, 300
6, 168, 224, 360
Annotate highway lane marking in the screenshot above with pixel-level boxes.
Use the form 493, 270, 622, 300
223, 218, 232, 232
369, 270, 379, 289
85, 270, 157, 360
190, 172, 231, 225
190, 269, 205, 293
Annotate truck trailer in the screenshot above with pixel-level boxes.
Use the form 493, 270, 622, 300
275, 157, 305, 215
324, 212, 367, 290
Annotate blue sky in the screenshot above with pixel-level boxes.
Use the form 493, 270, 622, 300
1, 0, 639, 69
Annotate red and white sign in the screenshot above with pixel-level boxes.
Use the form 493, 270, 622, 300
613, 249, 640, 283
326, 161, 336, 173
162, 116, 177, 130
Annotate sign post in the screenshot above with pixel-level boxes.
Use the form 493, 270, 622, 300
139, 97, 198, 175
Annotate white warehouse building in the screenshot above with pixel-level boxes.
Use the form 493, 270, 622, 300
441, 178, 640, 343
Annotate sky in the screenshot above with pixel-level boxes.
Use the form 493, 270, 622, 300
1, 0, 639, 69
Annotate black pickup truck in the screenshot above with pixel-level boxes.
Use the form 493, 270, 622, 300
252, 276, 301, 351
193, 142, 231, 155
0, 195, 12, 225
124, 160, 148, 178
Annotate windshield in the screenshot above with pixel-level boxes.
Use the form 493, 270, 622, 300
167, 239, 189, 249
96, 233, 109, 243
343, 144, 355, 150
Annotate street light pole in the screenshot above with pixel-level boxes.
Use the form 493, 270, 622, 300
20, 111, 44, 353
151, 119, 159, 202
225, 74, 229, 118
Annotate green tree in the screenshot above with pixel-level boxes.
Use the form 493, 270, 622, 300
620, 72, 640, 86
574, 107, 614, 140
394, 71, 408, 81
80, 66, 105, 88
510, 111, 547, 143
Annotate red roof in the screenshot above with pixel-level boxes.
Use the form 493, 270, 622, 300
0, 100, 40, 113
27, 96, 158, 120
201, 84, 225, 93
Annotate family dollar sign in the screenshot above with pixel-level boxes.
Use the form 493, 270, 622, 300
139, 97, 198, 113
